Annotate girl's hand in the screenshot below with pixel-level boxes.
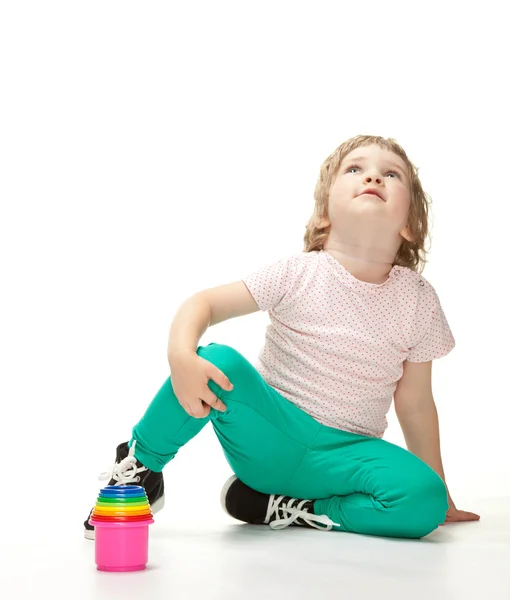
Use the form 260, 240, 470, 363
169, 349, 233, 418
440, 506, 480, 524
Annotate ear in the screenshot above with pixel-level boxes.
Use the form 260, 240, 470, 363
400, 225, 413, 242
317, 216, 331, 229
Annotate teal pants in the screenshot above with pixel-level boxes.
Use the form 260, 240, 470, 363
131, 343, 448, 539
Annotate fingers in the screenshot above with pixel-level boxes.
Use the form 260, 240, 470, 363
444, 511, 481, 523
178, 360, 233, 418
183, 392, 227, 419
187, 397, 225, 419
185, 401, 211, 419
202, 389, 227, 412
182, 399, 209, 419
208, 365, 234, 392
463, 512, 481, 521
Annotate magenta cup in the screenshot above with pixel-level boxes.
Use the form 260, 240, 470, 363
89, 517, 154, 572
89, 485, 154, 572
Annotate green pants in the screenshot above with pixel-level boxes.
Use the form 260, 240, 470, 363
131, 343, 448, 539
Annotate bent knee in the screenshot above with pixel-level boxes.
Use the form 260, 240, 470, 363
402, 473, 449, 537
197, 343, 248, 376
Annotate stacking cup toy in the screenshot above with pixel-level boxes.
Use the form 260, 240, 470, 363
89, 485, 154, 572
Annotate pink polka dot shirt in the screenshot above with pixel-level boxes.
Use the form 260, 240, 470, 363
242, 250, 455, 438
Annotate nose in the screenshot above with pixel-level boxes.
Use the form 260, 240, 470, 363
363, 171, 383, 185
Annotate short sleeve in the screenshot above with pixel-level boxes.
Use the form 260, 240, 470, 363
407, 280, 456, 363
242, 254, 298, 312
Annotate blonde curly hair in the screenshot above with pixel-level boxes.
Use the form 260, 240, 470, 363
303, 135, 432, 274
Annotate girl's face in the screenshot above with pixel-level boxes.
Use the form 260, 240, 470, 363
321, 144, 413, 243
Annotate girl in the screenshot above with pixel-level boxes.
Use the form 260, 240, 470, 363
84, 134, 479, 540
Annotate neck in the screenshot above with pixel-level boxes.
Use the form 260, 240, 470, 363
323, 240, 397, 284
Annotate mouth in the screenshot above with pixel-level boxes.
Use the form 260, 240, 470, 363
359, 190, 385, 201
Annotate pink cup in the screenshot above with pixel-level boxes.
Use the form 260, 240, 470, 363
89, 518, 155, 572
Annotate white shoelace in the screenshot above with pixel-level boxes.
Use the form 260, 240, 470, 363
265, 495, 339, 531
99, 440, 148, 485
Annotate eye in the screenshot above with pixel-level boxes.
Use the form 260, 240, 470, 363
346, 164, 401, 179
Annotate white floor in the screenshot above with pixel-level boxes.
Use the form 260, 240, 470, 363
1, 496, 508, 600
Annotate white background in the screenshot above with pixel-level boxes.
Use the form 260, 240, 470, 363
1, 1, 509, 598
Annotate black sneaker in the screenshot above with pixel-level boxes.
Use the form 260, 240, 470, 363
220, 475, 339, 531
83, 440, 165, 540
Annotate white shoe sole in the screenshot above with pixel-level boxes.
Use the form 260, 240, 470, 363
219, 474, 238, 515
84, 494, 166, 540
